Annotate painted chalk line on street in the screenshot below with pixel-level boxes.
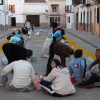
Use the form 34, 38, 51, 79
63, 35, 96, 60
0, 40, 8, 52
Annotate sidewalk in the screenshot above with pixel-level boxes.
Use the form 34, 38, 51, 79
66, 29, 100, 48
0, 29, 14, 39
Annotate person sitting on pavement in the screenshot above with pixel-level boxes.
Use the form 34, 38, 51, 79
53, 29, 65, 42
46, 42, 74, 76
69, 49, 100, 88
88, 48, 100, 86
2, 43, 33, 64
0, 51, 36, 92
40, 59, 76, 97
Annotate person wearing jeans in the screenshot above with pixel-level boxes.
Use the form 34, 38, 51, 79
41, 59, 76, 97
0, 51, 36, 91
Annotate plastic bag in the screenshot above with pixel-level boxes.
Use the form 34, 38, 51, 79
1, 57, 8, 66
34, 76, 42, 91
87, 56, 94, 66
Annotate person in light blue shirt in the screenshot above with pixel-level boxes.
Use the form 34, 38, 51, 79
68, 49, 99, 86
13, 30, 22, 39
9, 37, 22, 45
53, 29, 65, 42
69, 49, 91, 84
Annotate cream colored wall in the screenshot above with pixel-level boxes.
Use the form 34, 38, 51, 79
92, 5, 100, 37
48, 0, 66, 28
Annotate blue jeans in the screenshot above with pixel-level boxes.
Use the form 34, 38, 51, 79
40, 80, 70, 97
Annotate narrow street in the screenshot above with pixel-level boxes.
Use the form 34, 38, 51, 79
0, 29, 100, 100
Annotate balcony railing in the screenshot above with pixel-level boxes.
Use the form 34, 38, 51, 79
50, 10, 59, 15
72, 0, 82, 6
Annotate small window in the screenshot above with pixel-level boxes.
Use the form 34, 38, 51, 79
52, 6, 57, 12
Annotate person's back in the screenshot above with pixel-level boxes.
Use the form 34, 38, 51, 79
10, 60, 35, 88
69, 58, 85, 83
14, 34, 22, 39
69, 49, 91, 84
49, 67, 75, 95
10, 37, 21, 44
53, 42, 70, 56
43, 66, 76, 95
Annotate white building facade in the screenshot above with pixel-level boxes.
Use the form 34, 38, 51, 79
9, 0, 48, 28
66, 0, 74, 29
0, 0, 11, 33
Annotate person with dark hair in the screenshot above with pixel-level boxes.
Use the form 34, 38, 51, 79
25, 19, 31, 31
0, 51, 36, 91
46, 42, 74, 75
53, 29, 65, 42
69, 49, 100, 88
40, 59, 76, 97
2, 43, 33, 64
52, 20, 58, 34
7, 32, 16, 40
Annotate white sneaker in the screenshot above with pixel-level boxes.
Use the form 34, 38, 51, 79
94, 82, 100, 87
0, 83, 4, 87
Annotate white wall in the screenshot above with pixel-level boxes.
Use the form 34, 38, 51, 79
0, 0, 10, 26
66, 0, 74, 29
23, 4, 48, 14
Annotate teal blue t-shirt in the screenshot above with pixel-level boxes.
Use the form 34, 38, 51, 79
53, 31, 62, 38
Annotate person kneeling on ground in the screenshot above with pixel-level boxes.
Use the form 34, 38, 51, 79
40, 59, 76, 97
69, 49, 100, 88
0, 51, 36, 92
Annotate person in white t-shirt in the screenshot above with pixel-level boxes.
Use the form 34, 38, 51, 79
0, 51, 36, 92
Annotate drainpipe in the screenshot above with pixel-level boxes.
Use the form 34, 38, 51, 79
99, 7, 100, 37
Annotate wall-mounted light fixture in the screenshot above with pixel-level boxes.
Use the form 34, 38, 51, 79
9, 2, 14, 12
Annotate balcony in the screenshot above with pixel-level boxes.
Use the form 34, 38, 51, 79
72, 0, 82, 6
65, 5, 74, 13
50, 11, 60, 16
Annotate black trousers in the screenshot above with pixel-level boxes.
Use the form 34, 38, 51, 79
79, 73, 100, 86
46, 42, 57, 75
2, 44, 15, 64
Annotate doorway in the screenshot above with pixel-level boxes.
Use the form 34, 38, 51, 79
50, 17, 54, 27
26, 15, 40, 27
11, 17, 16, 27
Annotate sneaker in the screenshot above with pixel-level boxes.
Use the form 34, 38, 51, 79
94, 82, 100, 87
0, 83, 4, 87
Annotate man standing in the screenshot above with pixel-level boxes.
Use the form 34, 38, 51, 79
52, 20, 58, 34
46, 42, 74, 75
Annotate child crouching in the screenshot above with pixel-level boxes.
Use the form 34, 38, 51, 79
40, 59, 76, 97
